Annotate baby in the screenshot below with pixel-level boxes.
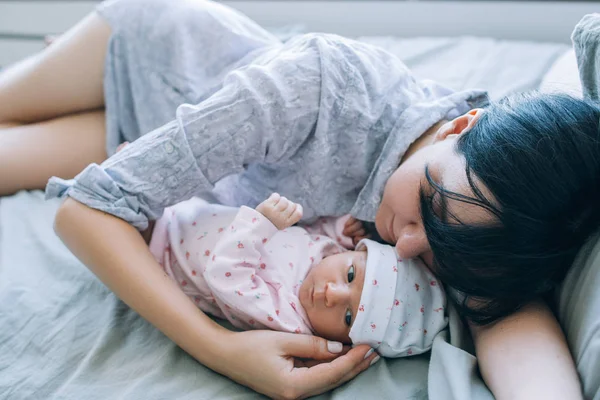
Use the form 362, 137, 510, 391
148, 193, 448, 357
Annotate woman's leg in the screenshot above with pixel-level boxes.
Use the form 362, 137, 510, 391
0, 110, 107, 195
0, 12, 110, 124
0, 12, 112, 195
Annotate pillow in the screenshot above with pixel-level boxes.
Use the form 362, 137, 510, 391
550, 15, 600, 399
573, 13, 600, 101
557, 234, 600, 399
539, 48, 583, 97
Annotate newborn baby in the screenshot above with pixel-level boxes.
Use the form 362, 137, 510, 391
148, 193, 447, 357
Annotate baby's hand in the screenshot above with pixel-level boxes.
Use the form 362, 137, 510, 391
256, 193, 303, 230
343, 216, 369, 246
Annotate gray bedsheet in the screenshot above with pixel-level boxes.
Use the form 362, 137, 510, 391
358, 36, 568, 99
0, 35, 568, 400
0, 192, 433, 400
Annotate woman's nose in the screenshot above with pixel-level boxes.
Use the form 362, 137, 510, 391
324, 282, 349, 307
395, 224, 430, 259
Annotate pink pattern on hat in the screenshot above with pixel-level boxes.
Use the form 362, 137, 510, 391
348, 239, 448, 358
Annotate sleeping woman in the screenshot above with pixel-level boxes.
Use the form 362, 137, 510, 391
0, 0, 594, 398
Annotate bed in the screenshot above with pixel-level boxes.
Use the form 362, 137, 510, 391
1, 20, 599, 400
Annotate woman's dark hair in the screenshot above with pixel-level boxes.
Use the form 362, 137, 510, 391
420, 92, 600, 325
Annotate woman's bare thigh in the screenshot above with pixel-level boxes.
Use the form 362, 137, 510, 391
0, 110, 107, 195
0, 12, 111, 124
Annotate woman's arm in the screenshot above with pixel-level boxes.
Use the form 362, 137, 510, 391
54, 198, 377, 399
470, 300, 582, 400
46, 39, 324, 232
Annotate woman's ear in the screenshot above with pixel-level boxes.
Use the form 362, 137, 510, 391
434, 108, 485, 142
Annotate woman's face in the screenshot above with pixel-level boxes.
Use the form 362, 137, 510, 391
375, 109, 492, 267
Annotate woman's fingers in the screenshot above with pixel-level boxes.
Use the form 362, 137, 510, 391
352, 229, 366, 238
290, 344, 379, 399
343, 218, 364, 236
293, 345, 352, 368
341, 216, 369, 246
278, 334, 377, 398
342, 218, 355, 235
222, 330, 376, 400
282, 334, 345, 360
352, 234, 369, 246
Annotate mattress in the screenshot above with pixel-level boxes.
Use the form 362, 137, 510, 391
0, 35, 569, 400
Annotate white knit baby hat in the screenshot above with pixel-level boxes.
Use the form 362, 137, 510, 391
349, 239, 448, 357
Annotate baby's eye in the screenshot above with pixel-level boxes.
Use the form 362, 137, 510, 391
345, 309, 352, 327
347, 265, 355, 283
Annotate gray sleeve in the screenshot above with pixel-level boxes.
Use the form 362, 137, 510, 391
573, 13, 600, 100
45, 41, 322, 230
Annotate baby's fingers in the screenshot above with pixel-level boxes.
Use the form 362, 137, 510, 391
267, 192, 281, 203
256, 193, 304, 230
275, 195, 290, 211
290, 203, 304, 224
280, 198, 303, 225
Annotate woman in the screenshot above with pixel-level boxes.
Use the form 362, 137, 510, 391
0, 0, 588, 398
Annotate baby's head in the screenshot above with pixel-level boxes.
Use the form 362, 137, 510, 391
299, 239, 448, 357
298, 249, 367, 344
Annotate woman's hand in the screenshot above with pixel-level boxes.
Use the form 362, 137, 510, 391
342, 216, 369, 246
220, 330, 378, 400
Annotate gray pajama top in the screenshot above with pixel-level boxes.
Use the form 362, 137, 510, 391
45, 0, 488, 230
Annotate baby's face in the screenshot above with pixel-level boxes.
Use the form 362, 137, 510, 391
298, 251, 367, 343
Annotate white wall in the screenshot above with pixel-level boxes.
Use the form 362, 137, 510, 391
224, 1, 599, 42
1, 1, 598, 67
0, 1, 98, 66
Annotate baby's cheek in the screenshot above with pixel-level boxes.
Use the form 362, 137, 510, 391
309, 310, 350, 343
305, 308, 322, 335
